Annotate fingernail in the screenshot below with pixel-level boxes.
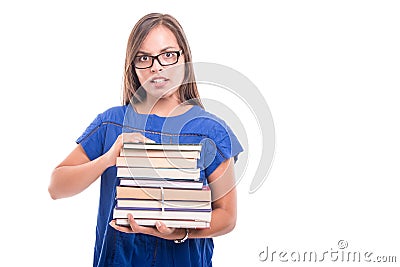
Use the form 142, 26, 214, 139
156, 221, 161, 227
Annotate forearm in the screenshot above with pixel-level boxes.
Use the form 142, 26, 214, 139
110, 205, 236, 241
189, 160, 237, 239
189, 206, 236, 239
49, 154, 111, 199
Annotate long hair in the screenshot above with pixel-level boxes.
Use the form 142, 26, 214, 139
122, 13, 203, 108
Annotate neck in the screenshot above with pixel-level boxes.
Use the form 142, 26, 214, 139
135, 94, 191, 117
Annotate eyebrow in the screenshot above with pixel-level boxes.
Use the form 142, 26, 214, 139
137, 46, 179, 55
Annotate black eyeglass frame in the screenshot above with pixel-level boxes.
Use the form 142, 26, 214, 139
132, 50, 183, 69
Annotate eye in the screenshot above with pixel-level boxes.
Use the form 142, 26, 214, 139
139, 55, 150, 62
164, 52, 174, 58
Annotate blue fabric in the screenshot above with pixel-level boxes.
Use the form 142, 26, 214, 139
76, 104, 243, 267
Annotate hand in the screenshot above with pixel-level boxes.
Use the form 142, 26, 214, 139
109, 214, 185, 240
104, 133, 155, 167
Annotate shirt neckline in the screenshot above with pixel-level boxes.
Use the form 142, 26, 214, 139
130, 104, 200, 119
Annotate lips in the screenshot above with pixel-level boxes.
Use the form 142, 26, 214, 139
150, 76, 169, 88
150, 76, 169, 83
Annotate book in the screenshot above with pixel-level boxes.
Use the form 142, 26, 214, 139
123, 143, 202, 151
113, 142, 211, 228
113, 207, 212, 221
116, 199, 212, 211
117, 167, 200, 180
116, 156, 197, 169
115, 218, 210, 229
116, 186, 211, 202
119, 178, 204, 190
120, 148, 201, 159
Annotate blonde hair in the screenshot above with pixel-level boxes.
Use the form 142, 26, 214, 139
122, 13, 203, 108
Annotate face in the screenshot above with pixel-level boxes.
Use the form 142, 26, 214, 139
135, 25, 185, 102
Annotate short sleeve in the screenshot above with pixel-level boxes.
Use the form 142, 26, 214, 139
203, 121, 243, 178
76, 113, 106, 161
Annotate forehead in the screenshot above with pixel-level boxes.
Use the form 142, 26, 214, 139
139, 25, 179, 53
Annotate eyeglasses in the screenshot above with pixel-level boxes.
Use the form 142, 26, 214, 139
133, 50, 183, 69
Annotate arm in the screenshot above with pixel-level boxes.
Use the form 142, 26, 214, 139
190, 157, 237, 238
48, 133, 154, 200
110, 157, 237, 239
48, 144, 111, 200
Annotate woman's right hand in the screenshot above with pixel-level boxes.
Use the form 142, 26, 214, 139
49, 132, 155, 200
104, 133, 156, 167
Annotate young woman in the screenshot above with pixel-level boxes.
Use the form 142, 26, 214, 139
49, 13, 243, 267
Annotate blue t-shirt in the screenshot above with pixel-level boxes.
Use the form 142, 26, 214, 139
76, 104, 243, 267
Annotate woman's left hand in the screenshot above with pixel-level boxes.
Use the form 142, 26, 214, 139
109, 214, 184, 240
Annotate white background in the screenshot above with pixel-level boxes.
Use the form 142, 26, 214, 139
0, 1, 399, 266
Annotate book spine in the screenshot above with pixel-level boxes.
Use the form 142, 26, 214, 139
117, 167, 200, 180
114, 206, 212, 212
113, 208, 212, 222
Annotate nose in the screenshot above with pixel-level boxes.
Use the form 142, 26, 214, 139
150, 58, 163, 73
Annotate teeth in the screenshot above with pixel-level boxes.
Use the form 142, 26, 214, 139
152, 79, 166, 83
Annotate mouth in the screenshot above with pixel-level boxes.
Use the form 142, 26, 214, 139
150, 77, 169, 84
149, 76, 169, 89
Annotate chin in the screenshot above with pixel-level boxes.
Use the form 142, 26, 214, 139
150, 88, 179, 99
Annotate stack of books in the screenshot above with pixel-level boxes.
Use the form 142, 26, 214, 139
113, 142, 212, 229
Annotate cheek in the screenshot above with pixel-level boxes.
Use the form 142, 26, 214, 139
169, 64, 185, 84
136, 70, 148, 85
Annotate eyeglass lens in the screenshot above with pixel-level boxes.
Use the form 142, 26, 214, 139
134, 51, 180, 69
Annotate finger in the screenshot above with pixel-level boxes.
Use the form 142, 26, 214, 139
133, 133, 156, 144
155, 221, 174, 234
127, 214, 140, 232
123, 133, 156, 144
109, 220, 134, 234
127, 214, 159, 235
122, 133, 141, 144
145, 138, 156, 144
